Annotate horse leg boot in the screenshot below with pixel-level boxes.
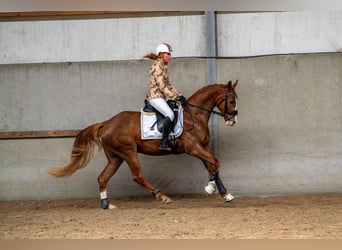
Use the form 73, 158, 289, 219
213, 171, 234, 202
159, 117, 172, 151
206, 171, 234, 202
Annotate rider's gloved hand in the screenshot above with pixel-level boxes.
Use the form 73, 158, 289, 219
176, 95, 187, 105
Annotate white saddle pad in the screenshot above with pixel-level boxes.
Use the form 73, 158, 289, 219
141, 108, 184, 140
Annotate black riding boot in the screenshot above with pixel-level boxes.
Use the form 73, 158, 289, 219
159, 117, 172, 151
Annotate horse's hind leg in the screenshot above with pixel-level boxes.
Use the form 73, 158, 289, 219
126, 153, 172, 203
98, 156, 123, 209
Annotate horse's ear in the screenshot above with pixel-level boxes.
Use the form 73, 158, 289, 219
233, 80, 238, 88
227, 80, 232, 88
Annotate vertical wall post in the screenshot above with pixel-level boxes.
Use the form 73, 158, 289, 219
205, 11, 218, 154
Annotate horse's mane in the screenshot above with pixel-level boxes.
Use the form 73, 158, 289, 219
188, 83, 225, 101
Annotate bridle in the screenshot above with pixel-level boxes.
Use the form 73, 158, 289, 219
183, 85, 238, 131
186, 85, 238, 120
214, 86, 238, 121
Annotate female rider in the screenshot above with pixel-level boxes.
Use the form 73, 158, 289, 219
144, 43, 187, 151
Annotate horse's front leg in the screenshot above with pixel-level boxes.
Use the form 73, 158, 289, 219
204, 168, 234, 202
188, 144, 234, 202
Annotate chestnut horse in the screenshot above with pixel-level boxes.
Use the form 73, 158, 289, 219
49, 80, 238, 209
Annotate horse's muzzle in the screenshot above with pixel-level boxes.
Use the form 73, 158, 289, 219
225, 114, 237, 126
225, 119, 236, 126
225, 110, 238, 126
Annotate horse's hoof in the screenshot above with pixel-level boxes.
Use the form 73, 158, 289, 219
109, 203, 117, 210
224, 193, 234, 202
101, 198, 109, 209
204, 186, 216, 195
162, 197, 172, 204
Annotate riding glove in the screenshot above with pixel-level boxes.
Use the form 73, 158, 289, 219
176, 95, 187, 105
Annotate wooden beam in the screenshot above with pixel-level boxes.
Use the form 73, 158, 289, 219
0, 11, 138, 17
0, 130, 82, 139
0, 11, 202, 21
0, 11, 145, 21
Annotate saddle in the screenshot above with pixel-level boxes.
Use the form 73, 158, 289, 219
141, 99, 184, 153
142, 99, 179, 133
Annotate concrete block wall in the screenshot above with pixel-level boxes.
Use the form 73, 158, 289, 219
217, 53, 342, 196
1, 53, 341, 201
0, 14, 205, 64
0, 59, 208, 201
217, 11, 342, 56
1, 11, 341, 201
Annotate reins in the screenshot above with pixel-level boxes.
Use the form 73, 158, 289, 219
186, 102, 228, 117
182, 103, 227, 132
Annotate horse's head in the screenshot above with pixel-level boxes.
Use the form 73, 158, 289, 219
217, 80, 238, 126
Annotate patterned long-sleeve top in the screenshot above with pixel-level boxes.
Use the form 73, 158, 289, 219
145, 58, 181, 100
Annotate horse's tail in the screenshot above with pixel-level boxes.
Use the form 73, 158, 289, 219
48, 122, 104, 177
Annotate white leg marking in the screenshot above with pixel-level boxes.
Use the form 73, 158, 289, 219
224, 193, 234, 202
100, 190, 107, 200
204, 180, 217, 195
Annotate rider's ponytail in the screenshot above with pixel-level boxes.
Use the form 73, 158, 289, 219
144, 53, 159, 60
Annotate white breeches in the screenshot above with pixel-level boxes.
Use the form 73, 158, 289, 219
147, 98, 175, 121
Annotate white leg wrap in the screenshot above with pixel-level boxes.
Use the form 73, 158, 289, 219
204, 180, 217, 195
100, 190, 108, 200
224, 193, 234, 202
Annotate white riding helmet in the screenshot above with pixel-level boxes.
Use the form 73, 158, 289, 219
155, 43, 173, 55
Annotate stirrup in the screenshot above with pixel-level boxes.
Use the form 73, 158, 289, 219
159, 141, 171, 151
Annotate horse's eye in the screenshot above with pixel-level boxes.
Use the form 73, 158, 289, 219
230, 100, 235, 104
